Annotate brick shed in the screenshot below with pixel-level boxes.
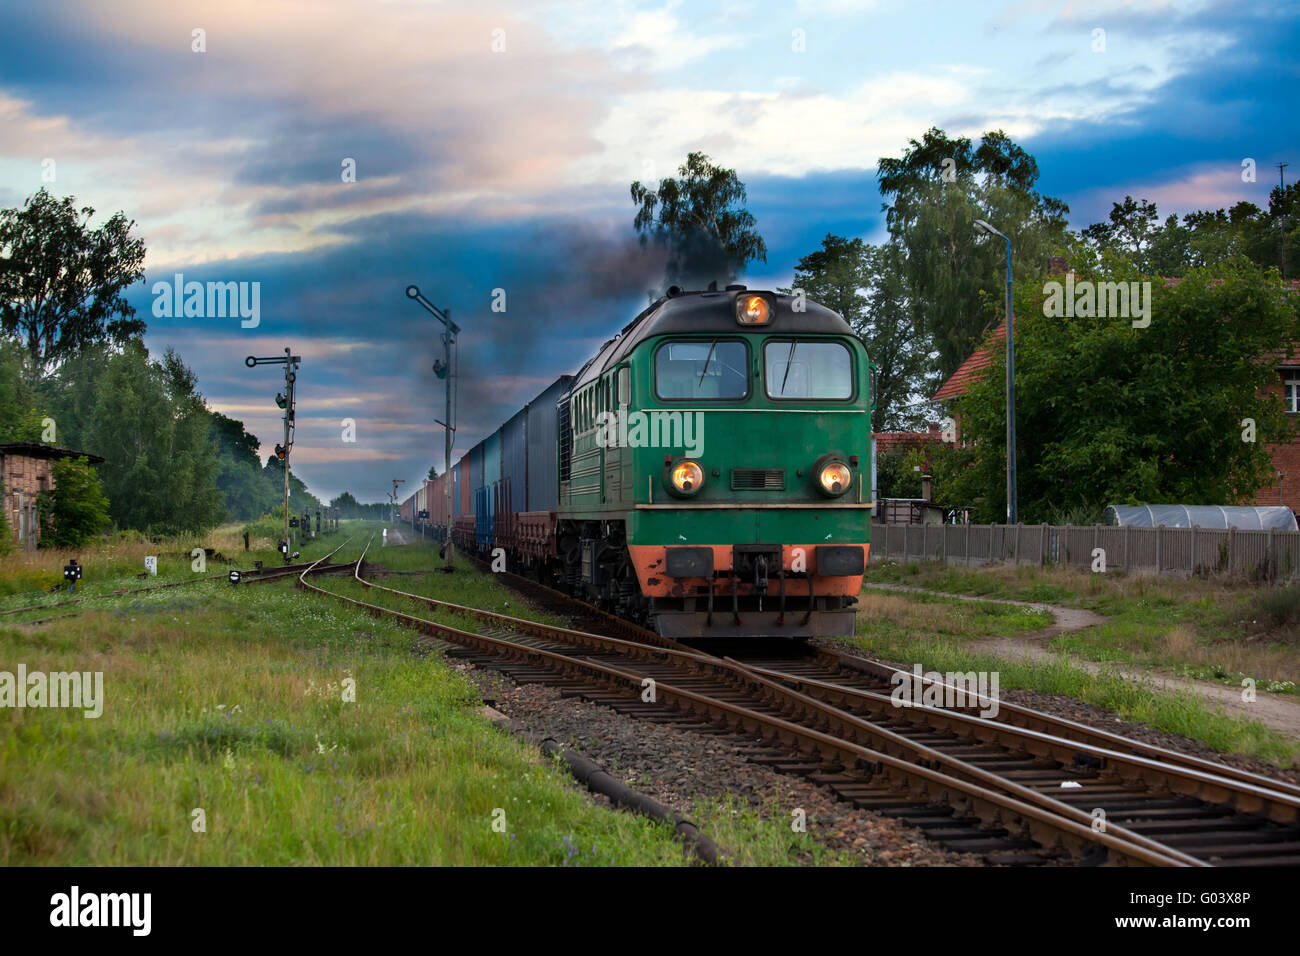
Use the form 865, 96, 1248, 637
1, 442, 105, 550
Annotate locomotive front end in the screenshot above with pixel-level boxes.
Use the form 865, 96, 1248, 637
619, 288, 874, 638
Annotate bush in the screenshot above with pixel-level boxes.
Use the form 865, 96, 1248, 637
38, 456, 111, 548
1254, 586, 1300, 630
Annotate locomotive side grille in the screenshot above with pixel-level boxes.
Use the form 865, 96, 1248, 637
730, 468, 785, 490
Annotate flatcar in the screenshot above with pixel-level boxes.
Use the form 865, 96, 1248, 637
402, 284, 873, 638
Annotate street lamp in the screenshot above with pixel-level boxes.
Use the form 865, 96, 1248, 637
973, 219, 1017, 525
406, 284, 460, 571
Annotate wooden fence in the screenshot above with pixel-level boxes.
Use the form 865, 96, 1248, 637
869, 522, 1300, 583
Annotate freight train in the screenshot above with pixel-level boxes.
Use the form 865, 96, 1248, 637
400, 284, 873, 638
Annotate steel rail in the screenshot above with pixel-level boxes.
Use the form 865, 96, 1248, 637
798, 650, 1300, 802
357, 551, 1289, 844
296, 541, 1195, 866
435, 549, 1300, 811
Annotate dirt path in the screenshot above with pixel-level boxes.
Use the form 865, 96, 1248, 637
862, 581, 1300, 738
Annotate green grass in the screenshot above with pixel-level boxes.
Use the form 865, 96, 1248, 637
842, 632, 1298, 766
0, 559, 701, 865
853, 588, 1054, 644
0, 520, 368, 618
1, 533, 863, 866
685, 794, 855, 866
863, 560, 1300, 697
851, 563, 1300, 766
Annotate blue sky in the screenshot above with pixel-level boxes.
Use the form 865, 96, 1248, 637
0, 0, 1294, 502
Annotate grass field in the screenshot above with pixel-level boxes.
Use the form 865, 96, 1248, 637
0, 527, 846, 866
863, 560, 1299, 694
852, 560, 1300, 766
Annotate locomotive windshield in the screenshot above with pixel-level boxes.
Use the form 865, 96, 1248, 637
655, 339, 749, 400
764, 340, 853, 400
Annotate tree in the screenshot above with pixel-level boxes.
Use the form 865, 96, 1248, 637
210, 412, 262, 467
30, 342, 112, 451
0, 340, 46, 442
784, 233, 869, 325
262, 457, 321, 515
876, 446, 925, 499
782, 234, 928, 430
38, 455, 110, 547
84, 341, 225, 535
427, 464, 438, 481
932, 258, 1300, 522
0, 189, 146, 383
630, 151, 767, 292
1081, 196, 1162, 271
330, 491, 360, 516
862, 242, 931, 431
209, 410, 280, 521
876, 128, 1071, 380
1083, 187, 1300, 279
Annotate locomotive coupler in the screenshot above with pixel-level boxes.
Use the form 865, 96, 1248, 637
753, 555, 769, 612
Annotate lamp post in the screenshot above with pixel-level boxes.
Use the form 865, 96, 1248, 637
973, 219, 1017, 524
405, 285, 460, 571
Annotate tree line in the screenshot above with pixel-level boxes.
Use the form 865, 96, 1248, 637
0, 188, 397, 548
631, 135, 1300, 522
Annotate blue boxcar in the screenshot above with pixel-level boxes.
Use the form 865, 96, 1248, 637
479, 432, 501, 550
501, 408, 527, 521
525, 375, 573, 511
467, 442, 484, 548
452, 458, 462, 518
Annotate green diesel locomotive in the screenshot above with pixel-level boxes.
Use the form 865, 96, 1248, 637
421, 284, 873, 639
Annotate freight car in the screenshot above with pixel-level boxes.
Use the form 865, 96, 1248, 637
403, 285, 872, 638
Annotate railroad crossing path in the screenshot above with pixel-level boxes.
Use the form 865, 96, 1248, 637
861, 581, 1300, 738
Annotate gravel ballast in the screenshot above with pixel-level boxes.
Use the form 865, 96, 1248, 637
454, 658, 984, 866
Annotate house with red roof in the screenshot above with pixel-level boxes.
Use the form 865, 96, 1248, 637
931, 265, 1300, 512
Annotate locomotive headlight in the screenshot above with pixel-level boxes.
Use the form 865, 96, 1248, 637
668, 460, 705, 497
817, 460, 852, 497
735, 293, 774, 325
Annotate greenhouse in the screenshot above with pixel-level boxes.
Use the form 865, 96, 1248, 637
1104, 504, 1298, 531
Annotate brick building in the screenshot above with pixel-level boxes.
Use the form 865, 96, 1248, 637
1, 442, 105, 550
1258, 347, 1300, 509
931, 270, 1300, 512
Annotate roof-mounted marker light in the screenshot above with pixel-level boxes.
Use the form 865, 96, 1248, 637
735, 293, 774, 326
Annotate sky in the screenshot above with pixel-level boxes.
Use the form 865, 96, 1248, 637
0, 0, 1295, 503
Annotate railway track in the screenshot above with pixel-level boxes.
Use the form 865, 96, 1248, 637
0, 552, 352, 625
463, 551, 1300, 805
296, 536, 1300, 866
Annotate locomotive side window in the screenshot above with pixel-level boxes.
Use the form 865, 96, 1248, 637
617, 366, 631, 407
654, 339, 749, 401
764, 340, 853, 400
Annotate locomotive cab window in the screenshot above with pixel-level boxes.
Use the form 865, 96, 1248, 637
655, 339, 749, 401
764, 340, 853, 400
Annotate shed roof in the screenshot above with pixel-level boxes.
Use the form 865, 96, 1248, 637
0, 442, 105, 465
